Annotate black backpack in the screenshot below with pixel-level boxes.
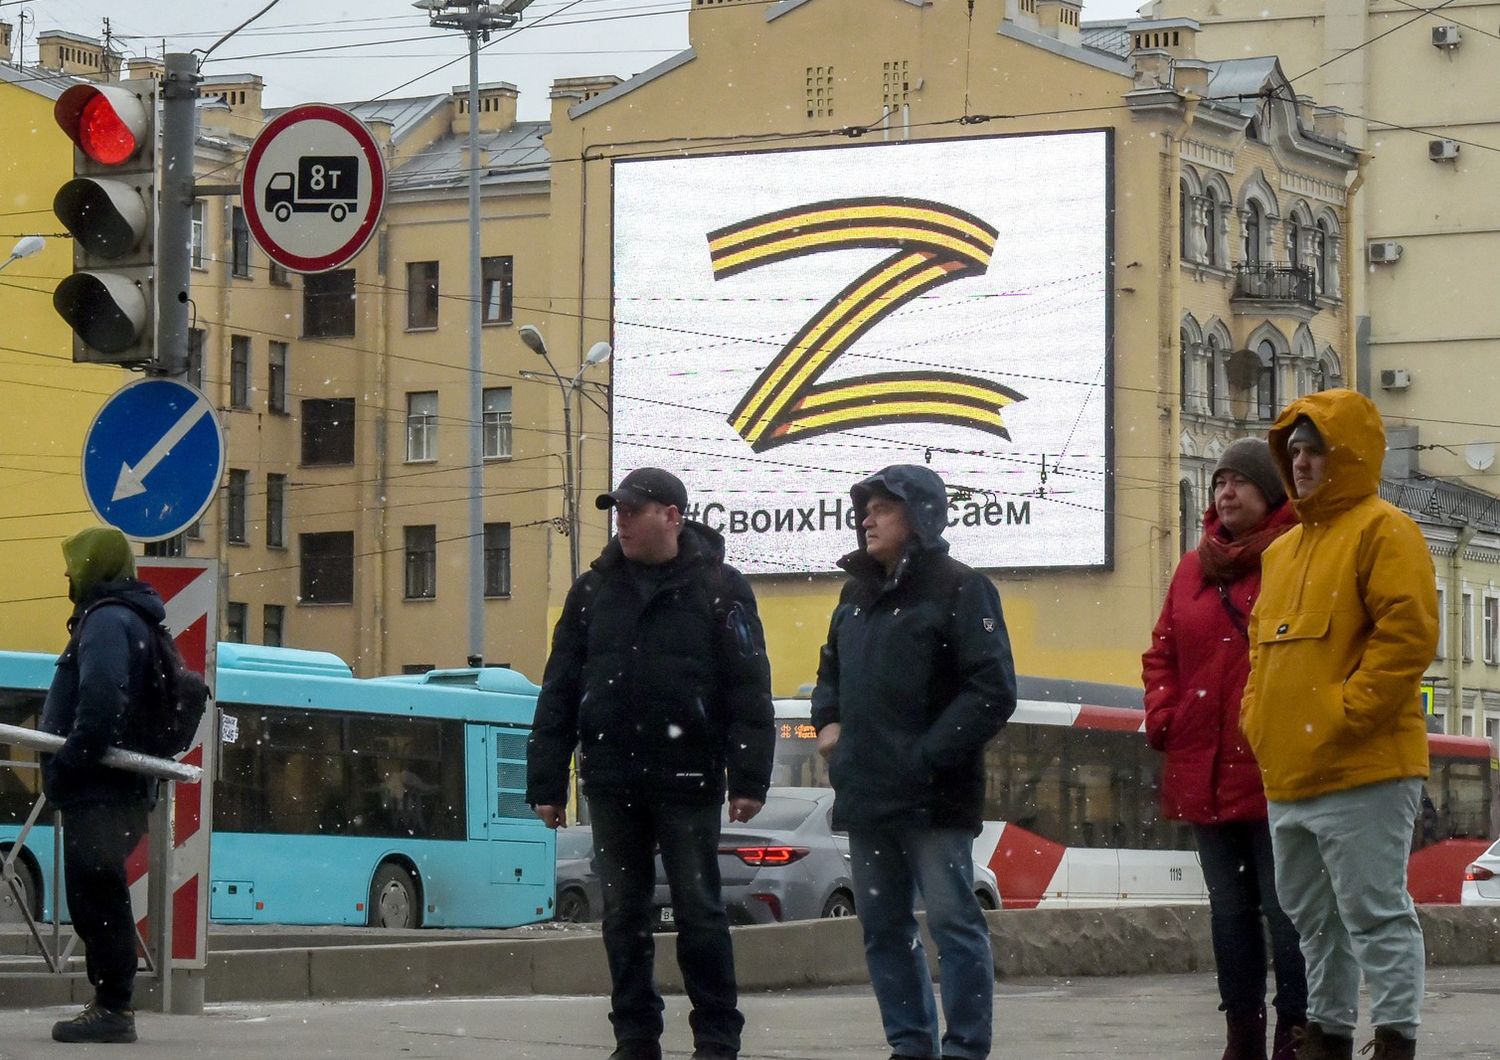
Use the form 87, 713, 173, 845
82, 597, 211, 759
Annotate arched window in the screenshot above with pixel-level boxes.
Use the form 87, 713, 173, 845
1204, 332, 1221, 416
1244, 201, 1264, 264
1256, 340, 1278, 420
1180, 327, 1194, 410
1179, 479, 1196, 555
1314, 218, 1333, 295
1180, 179, 1194, 262
1204, 179, 1230, 268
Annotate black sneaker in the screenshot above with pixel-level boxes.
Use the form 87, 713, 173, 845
691, 1048, 737, 1060
51, 1001, 137, 1044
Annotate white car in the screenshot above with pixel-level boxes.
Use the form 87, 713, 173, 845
1460, 837, 1500, 906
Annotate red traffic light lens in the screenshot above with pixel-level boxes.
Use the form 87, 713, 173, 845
78, 93, 139, 165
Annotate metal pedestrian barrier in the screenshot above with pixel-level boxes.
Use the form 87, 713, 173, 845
0, 722, 201, 1010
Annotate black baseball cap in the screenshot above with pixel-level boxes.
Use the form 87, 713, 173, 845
596, 467, 689, 512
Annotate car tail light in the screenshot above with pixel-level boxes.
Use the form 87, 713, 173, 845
722, 845, 810, 866
749, 893, 783, 921
1463, 864, 1494, 882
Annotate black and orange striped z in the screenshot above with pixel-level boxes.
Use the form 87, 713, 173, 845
708, 197, 1025, 452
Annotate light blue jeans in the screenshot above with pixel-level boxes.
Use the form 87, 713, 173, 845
1267, 777, 1424, 1039
848, 827, 994, 1060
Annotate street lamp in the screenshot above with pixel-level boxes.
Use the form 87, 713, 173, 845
416, 0, 536, 666
520, 324, 612, 583
0, 235, 44, 272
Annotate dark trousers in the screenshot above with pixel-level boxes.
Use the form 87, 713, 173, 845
1195, 820, 1308, 1021
587, 794, 743, 1052
61, 801, 148, 1012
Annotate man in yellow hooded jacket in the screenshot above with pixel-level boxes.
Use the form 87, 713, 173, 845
1240, 390, 1439, 1060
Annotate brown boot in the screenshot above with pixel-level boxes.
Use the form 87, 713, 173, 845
1292, 1022, 1354, 1060
1271, 1014, 1305, 1060
1359, 1027, 1415, 1059
1223, 1005, 1268, 1060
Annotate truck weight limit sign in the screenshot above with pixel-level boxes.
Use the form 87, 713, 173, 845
242, 104, 386, 274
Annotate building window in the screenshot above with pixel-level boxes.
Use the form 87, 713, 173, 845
1243, 201, 1264, 264
1462, 590, 1475, 662
225, 602, 246, 643
301, 397, 355, 466
230, 335, 251, 408
300, 531, 354, 604
304, 269, 356, 337
482, 387, 512, 459
1483, 595, 1499, 666
1179, 329, 1194, 412
402, 664, 434, 675
1204, 186, 1225, 267
263, 604, 284, 647
187, 519, 203, 541
404, 525, 437, 600
227, 469, 248, 544
406, 261, 439, 329
1436, 585, 1447, 660
231, 206, 251, 278
269, 260, 290, 287
1204, 334, 1221, 416
190, 200, 205, 270
1256, 340, 1277, 422
481, 256, 513, 325
187, 327, 205, 390
406, 391, 438, 462
144, 535, 184, 558
805, 64, 834, 118
266, 473, 287, 548
484, 522, 511, 598
268, 341, 288, 414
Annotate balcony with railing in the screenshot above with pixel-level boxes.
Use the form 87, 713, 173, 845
1230, 263, 1320, 318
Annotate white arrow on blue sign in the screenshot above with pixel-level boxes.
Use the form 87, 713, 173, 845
81, 378, 225, 542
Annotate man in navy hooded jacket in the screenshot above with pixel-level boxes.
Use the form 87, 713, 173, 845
812, 466, 1016, 1060
39, 526, 163, 1044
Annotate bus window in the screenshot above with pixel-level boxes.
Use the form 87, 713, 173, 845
0, 690, 44, 825
346, 715, 464, 839
1429, 757, 1490, 842
770, 721, 827, 788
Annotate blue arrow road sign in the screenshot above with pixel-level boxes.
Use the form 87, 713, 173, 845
81, 378, 225, 542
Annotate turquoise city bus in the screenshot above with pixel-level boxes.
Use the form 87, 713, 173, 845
0, 643, 554, 929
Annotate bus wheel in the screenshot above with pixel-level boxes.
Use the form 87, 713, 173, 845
821, 890, 855, 919
0, 854, 39, 924
975, 890, 998, 911
555, 888, 590, 924
369, 863, 420, 929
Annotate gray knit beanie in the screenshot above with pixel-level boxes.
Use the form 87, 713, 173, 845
1212, 437, 1286, 508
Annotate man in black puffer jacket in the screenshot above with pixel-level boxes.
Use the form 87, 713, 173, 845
40, 526, 164, 1045
812, 465, 1016, 1060
527, 468, 773, 1060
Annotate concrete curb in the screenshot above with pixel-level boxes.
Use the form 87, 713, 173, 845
3, 905, 1498, 1007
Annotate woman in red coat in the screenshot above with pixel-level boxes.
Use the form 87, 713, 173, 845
1142, 438, 1306, 1060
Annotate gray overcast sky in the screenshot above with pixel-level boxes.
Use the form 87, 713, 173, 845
6, 0, 1148, 119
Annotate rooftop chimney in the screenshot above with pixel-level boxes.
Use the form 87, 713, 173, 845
1128, 18, 1200, 60
451, 81, 519, 136
1036, 0, 1082, 45
0, 22, 13, 64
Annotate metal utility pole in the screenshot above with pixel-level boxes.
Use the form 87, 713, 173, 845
417, 0, 534, 666
157, 53, 201, 378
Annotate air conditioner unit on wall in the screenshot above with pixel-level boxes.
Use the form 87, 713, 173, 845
1432, 25, 1461, 48
1381, 369, 1412, 391
1368, 241, 1403, 264
1429, 138, 1460, 160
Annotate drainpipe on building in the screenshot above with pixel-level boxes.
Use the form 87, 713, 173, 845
371, 213, 392, 676
1448, 523, 1476, 733
1342, 154, 1367, 390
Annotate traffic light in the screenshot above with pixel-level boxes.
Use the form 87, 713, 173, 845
52, 81, 157, 365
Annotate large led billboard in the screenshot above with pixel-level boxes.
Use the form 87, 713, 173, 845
611, 131, 1111, 575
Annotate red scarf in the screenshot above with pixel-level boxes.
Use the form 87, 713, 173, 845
1196, 501, 1298, 584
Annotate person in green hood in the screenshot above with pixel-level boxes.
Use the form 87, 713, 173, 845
40, 525, 166, 1045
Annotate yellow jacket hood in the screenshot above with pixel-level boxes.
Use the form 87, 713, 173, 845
1268, 388, 1385, 525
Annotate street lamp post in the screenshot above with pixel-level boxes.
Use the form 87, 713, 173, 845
415, 0, 535, 667
519, 324, 611, 583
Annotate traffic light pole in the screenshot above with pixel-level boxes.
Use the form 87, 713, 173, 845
156, 53, 200, 378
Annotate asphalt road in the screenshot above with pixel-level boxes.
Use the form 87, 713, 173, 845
2, 967, 1498, 1059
